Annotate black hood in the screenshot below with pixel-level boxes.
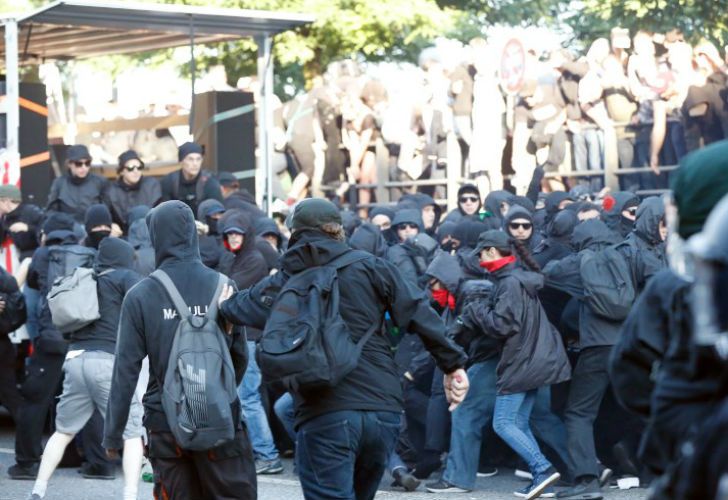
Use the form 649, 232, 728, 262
456, 184, 482, 215
634, 196, 665, 246
392, 209, 424, 232
127, 205, 150, 228
254, 217, 283, 247
571, 219, 620, 252
222, 196, 266, 221
340, 210, 363, 238
127, 218, 152, 250
219, 209, 256, 254
281, 229, 350, 274
546, 210, 579, 241
256, 236, 281, 270
398, 193, 442, 233
425, 252, 462, 294
146, 200, 200, 267
95, 237, 135, 271
483, 190, 513, 219
604, 191, 639, 238
349, 223, 388, 258
510, 195, 535, 214
544, 191, 574, 220
45, 229, 78, 246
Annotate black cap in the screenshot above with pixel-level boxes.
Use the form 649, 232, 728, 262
472, 229, 511, 255
218, 172, 239, 187
42, 212, 75, 235
84, 204, 113, 233
66, 144, 91, 163
287, 198, 342, 230
178, 142, 204, 162
118, 150, 144, 170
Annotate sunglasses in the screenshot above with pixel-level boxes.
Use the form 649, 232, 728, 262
460, 196, 479, 203
124, 165, 145, 172
509, 222, 533, 230
626, 207, 637, 216
398, 223, 419, 230
72, 160, 91, 167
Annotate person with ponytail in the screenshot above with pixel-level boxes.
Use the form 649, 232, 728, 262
462, 230, 570, 498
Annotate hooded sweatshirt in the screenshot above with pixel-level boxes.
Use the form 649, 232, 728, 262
127, 217, 156, 276
603, 191, 640, 239
219, 210, 268, 290
483, 190, 513, 221
70, 238, 141, 354
628, 196, 667, 269
219, 228, 466, 427
533, 210, 578, 268
444, 185, 482, 224
350, 223, 389, 258
503, 204, 541, 251
196, 199, 231, 271
104, 201, 246, 450
398, 193, 442, 236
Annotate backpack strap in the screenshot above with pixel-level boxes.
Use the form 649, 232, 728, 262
205, 273, 228, 319
151, 270, 191, 320
327, 250, 371, 271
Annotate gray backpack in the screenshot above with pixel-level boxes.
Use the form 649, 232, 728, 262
152, 270, 238, 451
579, 246, 635, 320
47, 268, 112, 334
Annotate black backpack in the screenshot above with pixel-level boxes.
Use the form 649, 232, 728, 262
258, 250, 377, 392
152, 270, 238, 451
579, 246, 635, 320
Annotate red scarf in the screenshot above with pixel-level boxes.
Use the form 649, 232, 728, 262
431, 289, 456, 310
479, 255, 516, 273
223, 239, 241, 254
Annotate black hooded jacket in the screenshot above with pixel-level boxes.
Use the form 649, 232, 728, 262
104, 201, 246, 450
219, 210, 268, 290
399, 193, 442, 236
483, 190, 513, 221
0, 266, 26, 335
69, 238, 141, 354
47, 171, 108, 222
127, 218, 155, 276
625, 196, 667, 270
104, 176, 162, 232
196, 199, 232, 272
461, 263, 571, 394
219, 229, 466, 427
533, 210, 578, 268
503, 205, 542, 252
444, 185, 482, 224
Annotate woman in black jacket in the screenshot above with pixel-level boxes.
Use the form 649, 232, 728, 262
104, 150, 162, 233
462, 230, 570, 498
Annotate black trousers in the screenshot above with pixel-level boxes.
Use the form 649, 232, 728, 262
0, 336, 22, 421
563, 346, 612, 480
15, 350, 65, 466
149, 428, 257, 500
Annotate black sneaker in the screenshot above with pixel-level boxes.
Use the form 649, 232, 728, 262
525, 467, 560, 500
8, 463, 39, 480
425, 479, 471, 493
79, 462, 115, 480
476, 466, 498, 478
392, 467, 421, 492
556, 477, 603, 499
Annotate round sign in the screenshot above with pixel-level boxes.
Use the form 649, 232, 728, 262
500, 38, 526, 94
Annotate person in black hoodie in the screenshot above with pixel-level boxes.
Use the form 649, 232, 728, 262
503, 204, 541, 252
533, 210, 579, 268
0, 265, 26, 421
399, 193, 442, 237
386, 208, 437, 289
0, 184, 43, 265
126, 206, 155, 276
104, 200, 255, 499
196, 199, 233, 273
602, 191, 639, 239
160, 142, 224, 216
218, 197, 468, 500
46, 145, 108, 223
219, 210, 268, 290
28, 238, 144, 500
350, 222, 389, 258
104, 150, 162, 233
83, 204, 113, 250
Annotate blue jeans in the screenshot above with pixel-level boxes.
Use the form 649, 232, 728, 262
274, 391, 296, 442
572, 128, 604, 191
238, 341, 279, 461
296, 410, 400, 500
493, 390, 552, 477
443, 358, 498, 490
531, 386, 574, 478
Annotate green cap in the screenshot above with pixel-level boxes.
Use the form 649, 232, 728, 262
0, 184, 21, 202
287, 198, 342, 230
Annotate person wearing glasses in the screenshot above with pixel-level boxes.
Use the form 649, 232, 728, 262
104, 150, 162, 234
47, 145, 108, 224
503, 205, 541, 252
444, 184, 483, 224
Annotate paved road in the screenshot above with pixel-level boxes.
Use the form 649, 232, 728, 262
0, 413, 648, 500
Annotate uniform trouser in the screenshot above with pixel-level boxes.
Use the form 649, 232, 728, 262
15, 350, 65, 466
0, 336, 22, 420
149, 428, 257, 500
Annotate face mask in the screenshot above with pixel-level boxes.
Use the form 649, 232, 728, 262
441, 240, 455, 253
87, 230, 111, 249
206, 218, 219, 235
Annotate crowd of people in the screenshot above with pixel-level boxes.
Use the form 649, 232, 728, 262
272, 29, 728, 208
0, 130, 725, 500
0, 24, 726, 500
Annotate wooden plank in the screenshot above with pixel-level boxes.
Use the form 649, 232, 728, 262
48, 113, 189, 138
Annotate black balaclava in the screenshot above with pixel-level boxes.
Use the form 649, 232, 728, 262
84, 204, 112, 249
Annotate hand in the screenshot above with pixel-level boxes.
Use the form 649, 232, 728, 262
105, 448, 120, 460
0, 300, 5, 314
444, 368, 469, 412
195, 220, 209, 236
8, 222, 28, 232
110, 223, 123, 238
219, 283, 233, 307
650, 154, 661, 176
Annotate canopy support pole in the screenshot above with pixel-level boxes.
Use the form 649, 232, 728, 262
256, 34, 274, 215
188, 16, 196, 136
4, 20, 19, 158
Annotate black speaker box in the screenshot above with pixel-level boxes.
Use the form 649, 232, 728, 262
0, 81, 52, 206
192, 90, 256, 197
